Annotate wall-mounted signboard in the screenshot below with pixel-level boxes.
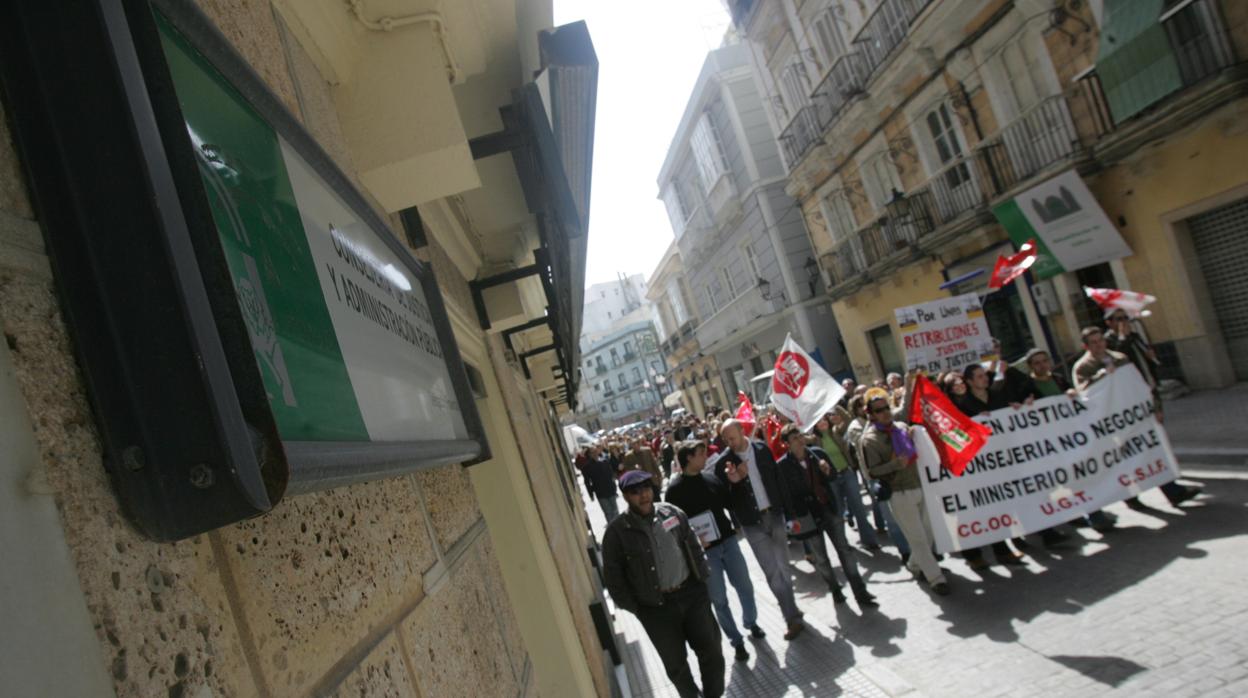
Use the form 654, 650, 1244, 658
0, 0, 488, 539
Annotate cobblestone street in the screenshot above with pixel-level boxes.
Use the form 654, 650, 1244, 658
597, 463, 1248, 697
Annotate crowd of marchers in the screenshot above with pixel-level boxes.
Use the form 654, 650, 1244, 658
574, 311, 1202, 698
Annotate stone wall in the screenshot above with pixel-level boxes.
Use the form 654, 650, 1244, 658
0, 1, 532, 696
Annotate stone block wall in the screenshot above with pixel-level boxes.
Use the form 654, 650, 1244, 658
0, 1, 532, 696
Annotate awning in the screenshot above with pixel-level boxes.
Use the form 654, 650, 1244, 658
663, 390, 685, 409
1096, 0, 1181, 123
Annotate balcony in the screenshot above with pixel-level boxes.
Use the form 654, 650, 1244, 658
855, 0, 932, 70
779, 105, 823, 170
812, 52, 870, 129
926, 154, 987, 223
695, 286, 786, 351
973, 94, 1080, 195
820, 189, 937, 289
1163, 0, 1235, 87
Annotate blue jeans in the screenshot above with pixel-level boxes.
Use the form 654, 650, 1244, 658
704, 534, 758, 646
830, 469, 878, 547
598, 494, 620, 523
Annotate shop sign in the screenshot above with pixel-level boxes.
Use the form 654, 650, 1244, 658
991, 169, 1132, 279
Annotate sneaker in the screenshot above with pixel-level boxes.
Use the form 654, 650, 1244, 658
733, 643, 750, 662
862, 542, 882, 552
748, 624, 766, 640
1000, 552, 1026, 566
1125, 496, 1147, 511
830, 586, 847, 604
783, 621, 804, 641
968, 557, 990, 571
932, 582, 951, 596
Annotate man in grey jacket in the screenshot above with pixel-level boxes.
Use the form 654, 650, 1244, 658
602, 470, 724, 698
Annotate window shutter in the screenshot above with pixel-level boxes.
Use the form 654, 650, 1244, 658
1097, 0, 1182, 123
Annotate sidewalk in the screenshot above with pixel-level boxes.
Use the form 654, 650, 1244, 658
1162, 382, 1248, 465
593, 468, 1248, 697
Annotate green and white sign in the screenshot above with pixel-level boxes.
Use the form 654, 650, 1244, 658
158, 15, 468, 443
991, 169, 1132, 279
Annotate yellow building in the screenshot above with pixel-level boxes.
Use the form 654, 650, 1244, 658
732, 0, 1248, 388
647, 242, 731, 417
0, 1, 617, 696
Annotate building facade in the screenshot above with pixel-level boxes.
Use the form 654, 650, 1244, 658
647, 242, 730, 417
657, 40, 851, 406
579, 321, 668, 430
730, 0, 1248, 387
0, 2, 619, 697
581, 273, 649, 338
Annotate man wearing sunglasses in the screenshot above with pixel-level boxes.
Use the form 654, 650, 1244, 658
1104, 310, 1201, 508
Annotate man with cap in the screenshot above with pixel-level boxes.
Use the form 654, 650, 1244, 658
602, 469, 724, 698
711, 419, 806, 640
857, 388, 950, 595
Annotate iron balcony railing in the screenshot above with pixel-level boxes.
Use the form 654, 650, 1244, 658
812, 52, 870, 129
854, 0, 933, 75
821, 188, 937, 288
974, 94, 1079, 194
779, 105, 823, 169
925, 154, 987, 224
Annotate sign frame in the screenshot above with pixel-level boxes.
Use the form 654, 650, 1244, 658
0, 0, 490, 539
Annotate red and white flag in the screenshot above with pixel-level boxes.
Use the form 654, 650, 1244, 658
908, 373, 992, 476
987, 239, 1038, 290
734, 392, 757, 438
1084, 287, 1156, 318
770, 335, 846, 432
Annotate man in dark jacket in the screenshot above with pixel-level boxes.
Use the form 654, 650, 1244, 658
602, 470, 723, 698
711, 419, 805, 640
666, 440, 764, 662
584, 445, 621, 522
777, 424, 878, 609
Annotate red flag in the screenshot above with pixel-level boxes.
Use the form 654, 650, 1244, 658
734, 392, 756, 438
764, 414, 788, 460
908, 374, 992, 476
1084, 286, 1156, 318
987, 239, 1038, 290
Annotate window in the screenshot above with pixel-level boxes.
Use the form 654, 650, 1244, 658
820, 188, 858, 243
690, 113, 728, 193
652, 360, 663, 375
705, 287, 717, 316
609, 401, 617, 413
1162, 0, 1234, 86
810, 7, 847, 69
617, 373, 627, 389
924, 103, 972, 188
668, 280, 688, 325
778, 59, 812, 119
632, 366, 642, 383
662, 182, 691, 237
860, 150, 904, 211
722, 268, 737, 300
623, 340, 633, 357
742, 243, 760, 279
607, 311, 612, 318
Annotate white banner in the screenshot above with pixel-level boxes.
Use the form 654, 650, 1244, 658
895, 293, 997, 373
917, 366, 1178, 553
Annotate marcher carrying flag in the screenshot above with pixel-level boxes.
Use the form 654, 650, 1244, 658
907, 373, 992, 476
1084, 286, 1156, 318
987, 238, 1038, 290
769, 334, 846, 431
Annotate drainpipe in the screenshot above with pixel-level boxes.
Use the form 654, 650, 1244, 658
958, 80, 1003, 193
348, 0, 460, 83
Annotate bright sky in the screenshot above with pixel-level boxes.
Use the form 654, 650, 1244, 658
554, 0, 731, 288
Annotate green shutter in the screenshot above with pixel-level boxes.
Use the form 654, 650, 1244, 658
1096, 0, 1183, 124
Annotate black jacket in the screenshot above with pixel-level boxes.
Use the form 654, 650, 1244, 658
664, 471, 736, 548
709, 440, 789, 527
601, 502, 710, 613
582, 455, 618, 500
776, 446, 842, 522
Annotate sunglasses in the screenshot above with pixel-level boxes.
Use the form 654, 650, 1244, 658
870, 406, 891, 414
1109, 315, 1129, 322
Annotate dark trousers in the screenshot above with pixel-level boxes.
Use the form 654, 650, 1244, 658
635, 582, 725, 698
807, 502, 866, 595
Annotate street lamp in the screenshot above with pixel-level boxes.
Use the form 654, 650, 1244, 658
803, 257, 819, 297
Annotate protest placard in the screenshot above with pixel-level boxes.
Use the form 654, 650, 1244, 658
895, 293, 997, 373
916, 365, 1178, 553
